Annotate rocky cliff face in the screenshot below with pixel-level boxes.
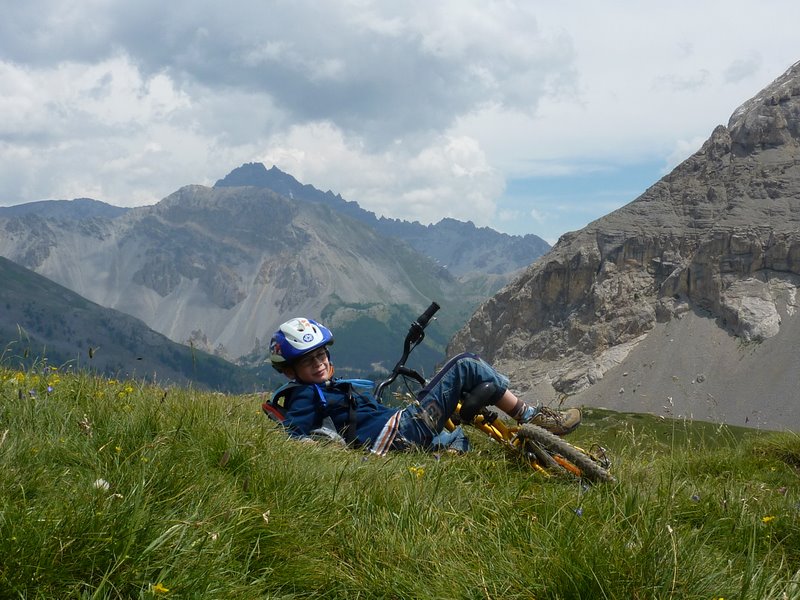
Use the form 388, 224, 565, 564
449, 61, 800, 430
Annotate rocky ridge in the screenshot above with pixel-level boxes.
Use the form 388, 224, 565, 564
215, 163, 550, 277
448, 60, 800, 430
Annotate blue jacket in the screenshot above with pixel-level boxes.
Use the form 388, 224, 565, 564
265, 378, 398, 448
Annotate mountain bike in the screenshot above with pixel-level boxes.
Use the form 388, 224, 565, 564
374, 302, 615, 484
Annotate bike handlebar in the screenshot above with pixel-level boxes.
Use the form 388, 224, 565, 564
406, 302, 440, 346
374, 301, 440, 400
415, 302, 440, 329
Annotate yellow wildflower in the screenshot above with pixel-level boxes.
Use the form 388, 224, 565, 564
409, 466, 425, 478
762, 515, 776, 524
151, 582, 169, 594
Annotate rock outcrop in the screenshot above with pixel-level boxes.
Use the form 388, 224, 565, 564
449, 61, 800, 429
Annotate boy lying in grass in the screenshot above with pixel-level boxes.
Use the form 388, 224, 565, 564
263, 317, 581, 455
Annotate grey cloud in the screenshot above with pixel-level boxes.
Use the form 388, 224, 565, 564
2, 1, 574, 147
651, 69, 711, 93
724, 54, 762, 84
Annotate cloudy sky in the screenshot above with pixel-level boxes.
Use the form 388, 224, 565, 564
1, 1, 798, 244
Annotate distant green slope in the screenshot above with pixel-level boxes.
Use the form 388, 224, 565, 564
0, 256, 267, 392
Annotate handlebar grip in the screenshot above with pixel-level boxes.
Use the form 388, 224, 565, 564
415, 302, 440, 329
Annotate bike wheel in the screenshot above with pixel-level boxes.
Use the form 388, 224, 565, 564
516, 424, 616, 483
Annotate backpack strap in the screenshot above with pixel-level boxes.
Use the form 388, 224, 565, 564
262, 381, 302, 423
317, 380, 358, 446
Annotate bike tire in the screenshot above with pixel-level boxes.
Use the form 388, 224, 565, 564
516, 424, 616, 483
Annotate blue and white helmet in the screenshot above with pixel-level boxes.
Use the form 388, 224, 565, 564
269, 317, 334, 371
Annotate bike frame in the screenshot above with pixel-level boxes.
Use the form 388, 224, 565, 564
448, 406, 554, 475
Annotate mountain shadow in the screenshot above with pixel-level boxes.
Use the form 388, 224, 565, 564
0, 256, 267, 392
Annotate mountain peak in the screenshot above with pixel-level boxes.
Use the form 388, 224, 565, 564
727, 60, 800, 154
212, 162, 550, 276
215, 162, 295, 190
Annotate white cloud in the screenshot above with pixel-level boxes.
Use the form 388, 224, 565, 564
529, 208, 546, 224
0, 54, 207, 203
1, 1, 799, 240
0, 55, 193, 142
259, 123, 504, 225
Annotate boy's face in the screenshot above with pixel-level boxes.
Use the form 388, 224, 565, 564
285, 347, 331, 383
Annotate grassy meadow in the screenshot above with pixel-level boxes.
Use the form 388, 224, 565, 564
1, 359, 799, 599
